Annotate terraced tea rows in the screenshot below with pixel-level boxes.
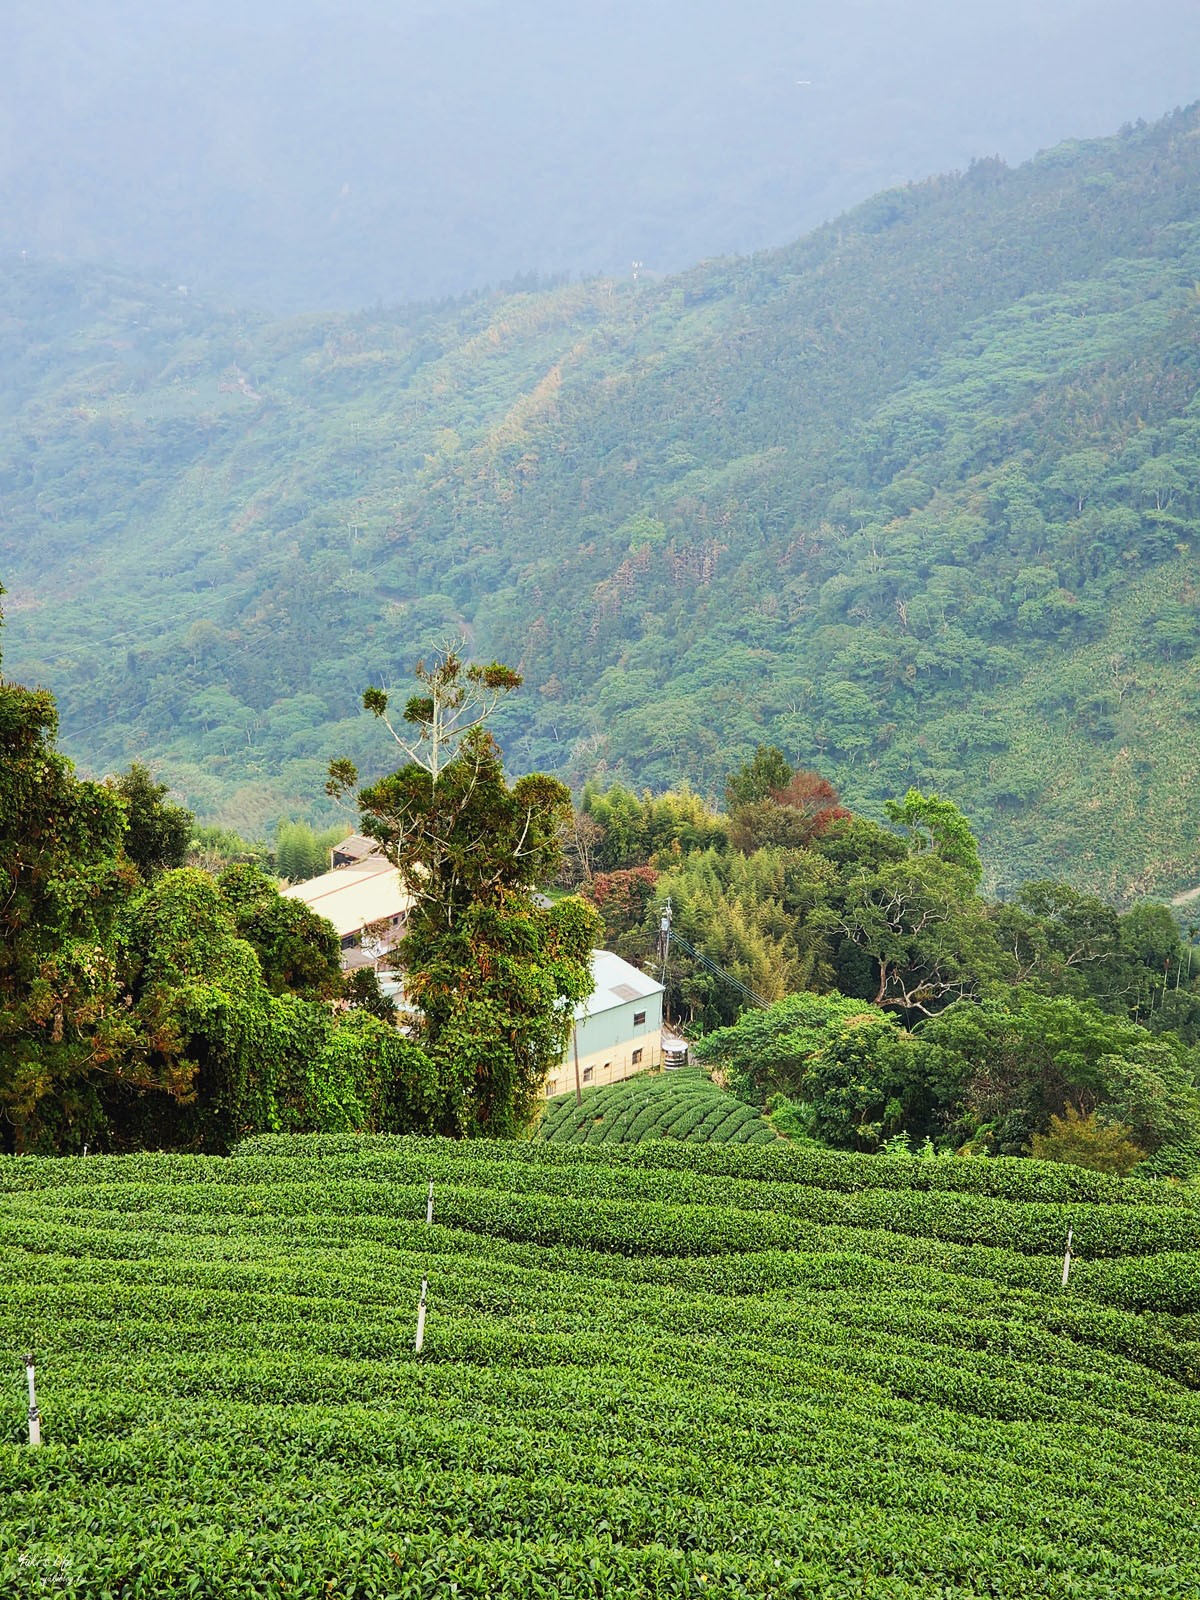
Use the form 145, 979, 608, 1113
2, 1136, 1199, 1598
537, 1066, 776, 1145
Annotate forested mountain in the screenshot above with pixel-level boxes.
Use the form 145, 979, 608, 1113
4, 106, 1200, 897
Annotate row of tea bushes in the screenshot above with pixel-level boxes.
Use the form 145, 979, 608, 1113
2, 1136, 1198, 1596
535, 1067, 777, 1146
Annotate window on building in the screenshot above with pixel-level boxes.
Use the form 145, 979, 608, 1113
633, 1011, 646, 1025
631, 1049, 643, 1065
582, 1067, 594, 1083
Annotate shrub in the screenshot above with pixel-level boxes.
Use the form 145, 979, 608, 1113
1032, 1105, 1146, 1176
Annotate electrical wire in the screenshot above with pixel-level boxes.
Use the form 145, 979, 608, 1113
668, 930, 771, 1010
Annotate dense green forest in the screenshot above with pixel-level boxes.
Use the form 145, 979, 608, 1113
572, 759, 1200, 1177
4, 107, 1200, 895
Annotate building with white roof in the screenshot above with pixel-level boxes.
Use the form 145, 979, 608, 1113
543, 949, 665, 1098
285, 849, 662, 1079
282, 852, 411, 972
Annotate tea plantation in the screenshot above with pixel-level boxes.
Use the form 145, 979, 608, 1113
2, 1135, 1199, 1598
537, 1067, 777, 1146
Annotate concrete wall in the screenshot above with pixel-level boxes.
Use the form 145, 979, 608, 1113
544, 992, 664, 1098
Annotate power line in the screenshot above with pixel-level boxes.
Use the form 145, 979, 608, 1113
666, 928, 772, 1011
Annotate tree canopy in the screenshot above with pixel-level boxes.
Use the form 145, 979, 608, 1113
0, 654, 135, 1150
0, 603, 440, 1153
580, 770, 1200, 1171
336, 653, 601, 1135
108, 762, 193, 881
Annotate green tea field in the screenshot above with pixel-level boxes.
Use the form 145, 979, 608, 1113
2, 1135, 1199, 1598
537, 1067, 777, 1146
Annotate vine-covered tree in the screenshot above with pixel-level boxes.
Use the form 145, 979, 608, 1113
114, 866, 438, 1151
217, 863, 342, 999
0, 658, 134, 1151
0, 595, 434, 1153
108, 762, 193, 881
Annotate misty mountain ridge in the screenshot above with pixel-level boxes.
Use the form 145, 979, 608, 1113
5, 0, 1200, 310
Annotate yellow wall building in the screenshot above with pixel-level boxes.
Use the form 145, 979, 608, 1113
544, 949, 665, 1099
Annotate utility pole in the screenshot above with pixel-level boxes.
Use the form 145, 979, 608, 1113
657, 897, 672, 981
657, 897, 673, 1025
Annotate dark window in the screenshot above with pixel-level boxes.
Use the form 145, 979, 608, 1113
631, 1049, 643, 1065
582, 1066, 594, 1083
633, 1011, 646, 1026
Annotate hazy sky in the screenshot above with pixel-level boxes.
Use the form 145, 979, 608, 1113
4, 1, 1199, 310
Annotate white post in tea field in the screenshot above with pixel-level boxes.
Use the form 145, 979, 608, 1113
1061, 1229, 1073, 1288
415, 1277, 428, 1354
426, 1180, 434, 1227
24, 1353, 40, 1447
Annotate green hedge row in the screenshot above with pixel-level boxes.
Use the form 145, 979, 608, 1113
230, 1131, 1198, 1207
2, 1135, 1198, 1597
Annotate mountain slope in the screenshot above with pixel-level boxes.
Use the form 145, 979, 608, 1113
3, 107, 1200, 894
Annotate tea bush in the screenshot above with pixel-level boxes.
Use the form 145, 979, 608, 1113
1, 1135, 1198, 1597
536, 1067, 777, 1146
